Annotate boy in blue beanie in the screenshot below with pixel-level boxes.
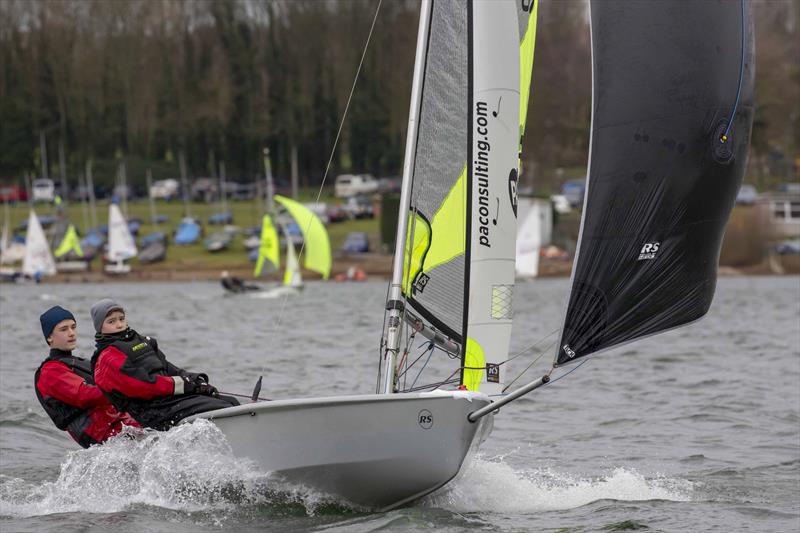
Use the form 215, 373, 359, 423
35, 305, 140, 448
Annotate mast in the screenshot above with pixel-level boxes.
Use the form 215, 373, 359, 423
382, 0, 432, 394
86, 160, 98, 229
263, 148, 274, 214
179, 150, 191, 218
146, 169, 159, 231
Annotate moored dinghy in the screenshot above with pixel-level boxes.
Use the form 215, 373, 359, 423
190, 0, 527, 509
105, 203, 138, 274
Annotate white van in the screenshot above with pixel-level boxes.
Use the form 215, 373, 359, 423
32, 179, 55, 202
334, 174, 378, 198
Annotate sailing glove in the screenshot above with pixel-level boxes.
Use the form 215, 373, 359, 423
179, 376, 217, 396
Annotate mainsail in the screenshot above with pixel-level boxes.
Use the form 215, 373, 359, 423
22, 210, 56, 277
398, 0, 522, 394
556, 0, 755, 365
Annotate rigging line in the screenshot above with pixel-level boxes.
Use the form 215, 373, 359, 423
547, 359, 588, 386
259, 0, 383, 378
410, 344, 435, 389
721, 0, 745, 143
401, 378, 460, 394
432, 367, 462, 391
395, 340, 432, 380
501, 338, 558, 393
501, 327, 561, 365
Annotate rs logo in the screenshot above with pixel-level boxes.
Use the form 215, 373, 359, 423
418, 409, 433, 429
638, 242, 660, 261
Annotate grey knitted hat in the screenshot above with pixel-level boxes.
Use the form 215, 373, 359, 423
90, 298, 124, 332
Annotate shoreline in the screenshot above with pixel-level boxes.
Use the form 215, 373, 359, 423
25, 254, 799, 284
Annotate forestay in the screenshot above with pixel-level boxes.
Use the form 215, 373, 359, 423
400, 0, 521, 395
556, 0, 755, 366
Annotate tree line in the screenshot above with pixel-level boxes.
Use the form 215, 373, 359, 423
0, 0, 796, 193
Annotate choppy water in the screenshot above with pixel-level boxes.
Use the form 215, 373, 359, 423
0, 276, 798, 532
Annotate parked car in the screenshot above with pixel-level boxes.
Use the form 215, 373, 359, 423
344, 195, 374, 219
736, 184, 758, 205
191, 178, 218, 202
32, 178, 55, 202
113, 184, 136, 201
150, 179, 180, 200
561, 179, 586, 207
342, 232, 370, 253
334, 174, 379, 198
327, 204, 349, 223
378, 176, 402, 194
0, 184, 27, 203
303, 202, 330, 224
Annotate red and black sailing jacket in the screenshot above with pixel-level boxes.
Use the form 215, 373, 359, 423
91, 329, 196, 422
35, 348, 140, 448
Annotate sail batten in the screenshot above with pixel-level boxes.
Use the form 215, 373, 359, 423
556, 0, 755, 366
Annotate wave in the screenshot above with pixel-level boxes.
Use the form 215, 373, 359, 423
424, 455, 694, 513
0, 419, 341, 519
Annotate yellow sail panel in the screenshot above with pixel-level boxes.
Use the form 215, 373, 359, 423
402, 212, 431, 295
402, 165, 467, 295
462, 338, 485, 391
254, 214, 279, 277
274, 195, 331, 279
54, 224, 83, 258
423, 165, 467, 273
519, 0, 539, 138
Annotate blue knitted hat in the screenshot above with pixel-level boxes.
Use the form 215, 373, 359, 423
40, 306, 76, 341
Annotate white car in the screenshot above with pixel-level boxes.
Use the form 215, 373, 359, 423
32, 179, 55, 202
550, 194, 572, 214
334, 174, 379, 198
149, 179, 180, 200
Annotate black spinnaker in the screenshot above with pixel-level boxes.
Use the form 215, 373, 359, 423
556, 0, 755, 366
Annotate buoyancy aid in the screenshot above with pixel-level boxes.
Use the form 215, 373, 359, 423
34, 349, 99, 448
91, 329, 172, 414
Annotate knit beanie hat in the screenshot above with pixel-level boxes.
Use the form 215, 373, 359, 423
90, 298, 124, 333
40, 306, 76, 341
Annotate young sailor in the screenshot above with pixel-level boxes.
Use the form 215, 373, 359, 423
35, 305, 140, 448
90, 298, 239, 430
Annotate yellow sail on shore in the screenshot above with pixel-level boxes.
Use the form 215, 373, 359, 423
54, 224, 84, 258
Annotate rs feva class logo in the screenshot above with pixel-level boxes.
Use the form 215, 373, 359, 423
637, 242, 660, 261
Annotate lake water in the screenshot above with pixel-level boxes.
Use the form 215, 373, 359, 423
1, 276, 798, 532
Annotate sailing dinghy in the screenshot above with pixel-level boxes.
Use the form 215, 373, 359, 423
192, 0, 752, 511
22, 209, 57, 280
246, 195, 330, 297
190, 0, 525, 509
105, 203, 138, 274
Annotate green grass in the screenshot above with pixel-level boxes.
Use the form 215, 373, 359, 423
3, 194, 381, 271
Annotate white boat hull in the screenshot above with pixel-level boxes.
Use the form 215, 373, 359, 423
186, 391, 493, 510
